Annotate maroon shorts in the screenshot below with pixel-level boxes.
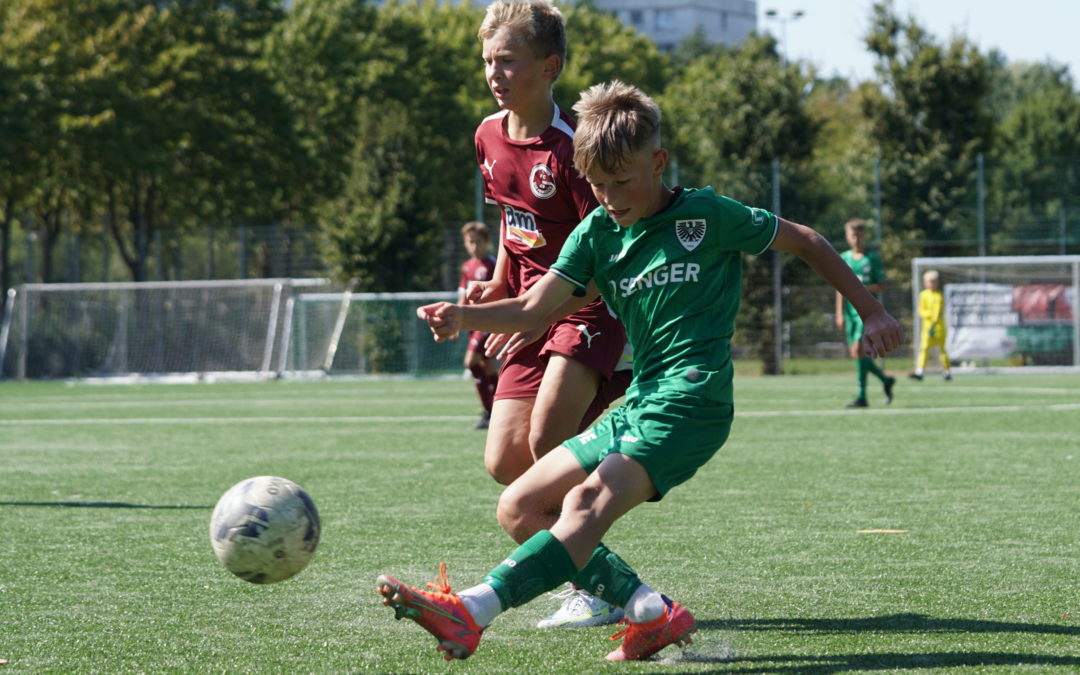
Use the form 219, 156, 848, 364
495, 302, 631, 430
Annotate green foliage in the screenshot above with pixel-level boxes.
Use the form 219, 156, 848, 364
558, 4, 669, 104
0, 0, 1078, 300
662, 35, 816, 198
317, 1, 482, 290
861, 0, 995, 263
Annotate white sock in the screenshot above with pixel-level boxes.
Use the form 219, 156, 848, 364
623, 583, 665, 624
457, 583, 503, 627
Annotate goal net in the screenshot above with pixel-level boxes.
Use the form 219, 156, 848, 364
0, 279, 330, 380
911, 255, 1079, 372
279, 291, 465, 377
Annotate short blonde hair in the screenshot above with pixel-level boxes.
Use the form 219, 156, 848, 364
923, 269, 940, 283
572, 80, 661, 175
478, 0, 567, 80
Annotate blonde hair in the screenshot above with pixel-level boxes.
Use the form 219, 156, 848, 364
923, 269, 940, 283
478, 0, 567, 80
461, 220, 490, 241
572, 80, 662, 175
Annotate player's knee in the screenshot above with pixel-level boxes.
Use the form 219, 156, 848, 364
485, 443, 532, 486
496, 483, 545, 541
484, 454, 521, 486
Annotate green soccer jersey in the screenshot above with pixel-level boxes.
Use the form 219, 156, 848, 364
551, 186, 778, 404
839, 249, 885, 324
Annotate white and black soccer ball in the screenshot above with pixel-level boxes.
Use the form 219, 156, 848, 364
209, 476, 320, 584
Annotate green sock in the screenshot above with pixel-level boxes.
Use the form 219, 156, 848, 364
570, 542, 643, 608
863, 356, 887, 382
483, 530, 578, 610
856, 358, 869, 398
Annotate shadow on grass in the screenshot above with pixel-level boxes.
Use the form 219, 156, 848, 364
0, 501, 209, 509
707, 614, 1080, 637
661, 615, 1080, 673
676, 651, 1080, 673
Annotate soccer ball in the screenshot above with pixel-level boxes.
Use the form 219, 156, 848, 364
209, 476, 321, 584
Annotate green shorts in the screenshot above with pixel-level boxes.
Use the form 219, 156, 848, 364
845, 313, 864, 346
564, 391, 733, 500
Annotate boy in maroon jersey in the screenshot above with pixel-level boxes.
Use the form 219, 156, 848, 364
465, 0, 629, 628
458, 221, 500, 429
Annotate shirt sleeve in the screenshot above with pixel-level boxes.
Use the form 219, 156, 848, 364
550, 221, 594, 297
711, 194, 778, 256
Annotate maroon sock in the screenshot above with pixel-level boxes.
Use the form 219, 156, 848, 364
468, 364, 495, 412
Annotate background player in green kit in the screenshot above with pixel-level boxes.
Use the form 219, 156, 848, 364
835, 218, 896, 408
380, 80, 905, 663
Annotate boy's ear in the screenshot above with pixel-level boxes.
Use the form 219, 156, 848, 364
652, 148, 669, 177
542, 53, 561, 80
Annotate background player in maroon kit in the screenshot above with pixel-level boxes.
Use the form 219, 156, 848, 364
458, 221, 500, 430
465, 0, 630, 628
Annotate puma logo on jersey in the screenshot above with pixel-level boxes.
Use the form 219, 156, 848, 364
483, 158, 497, 179
576, 324, 600, 348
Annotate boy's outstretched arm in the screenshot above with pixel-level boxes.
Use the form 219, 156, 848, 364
417, 272, 577, 343
771, 218, 905, 357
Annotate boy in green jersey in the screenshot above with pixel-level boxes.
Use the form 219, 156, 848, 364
379, 81, 905, 663
834, 218, 896, 407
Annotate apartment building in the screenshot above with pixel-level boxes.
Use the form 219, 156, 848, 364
591, 0, 758, 52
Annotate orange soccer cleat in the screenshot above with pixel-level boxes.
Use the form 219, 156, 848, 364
376, 563, 484, 661
605, 595, 696, 661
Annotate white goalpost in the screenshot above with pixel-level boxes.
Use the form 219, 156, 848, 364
0, 279, 330, 381
278, 290, 461, 378
0, 279, 469, 381
911, 255, 1080, 374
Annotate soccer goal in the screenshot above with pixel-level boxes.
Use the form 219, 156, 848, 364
0, 278, 331, 381
911, 255, 1080, 373
278, 290, 464, 378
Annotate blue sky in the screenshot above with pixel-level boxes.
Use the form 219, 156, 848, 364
757, 0, 1080, 82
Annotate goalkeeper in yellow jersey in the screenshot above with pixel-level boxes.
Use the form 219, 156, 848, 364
910, 269, 952, 381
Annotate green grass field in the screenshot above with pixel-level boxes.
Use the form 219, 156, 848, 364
2, 372, 1079, 673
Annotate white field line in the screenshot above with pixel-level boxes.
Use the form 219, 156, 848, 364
0, 415, 474, 425
737, 402, 1080, 417
3, 402, 1080, 425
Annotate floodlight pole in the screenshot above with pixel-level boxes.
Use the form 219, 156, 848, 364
763, 8, 805, 66
762, 9, 804, 374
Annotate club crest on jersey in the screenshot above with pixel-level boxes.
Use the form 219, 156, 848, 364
530, 164, 557, 199
675, 219, 706, 251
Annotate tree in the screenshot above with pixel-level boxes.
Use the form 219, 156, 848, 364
317, 1, 483, 291
860, 0, 995, 263
0, 1, 38, 301
990, 64, 1080, 253
559, 3, 669, 104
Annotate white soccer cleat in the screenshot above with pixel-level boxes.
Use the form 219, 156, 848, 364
536, 586, 625, 629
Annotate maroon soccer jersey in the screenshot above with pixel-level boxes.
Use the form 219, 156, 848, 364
475, 106, 599, 296
458, 255, 497, 294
